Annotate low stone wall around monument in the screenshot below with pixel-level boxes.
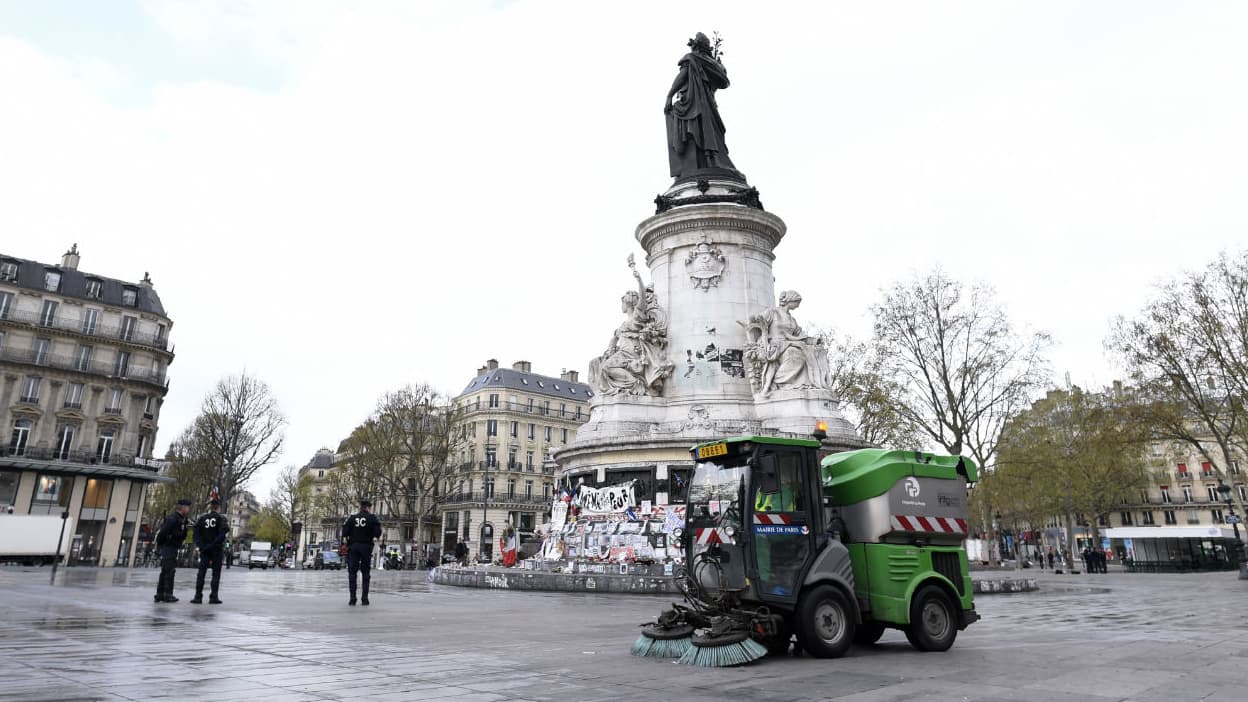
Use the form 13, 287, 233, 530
432, 565, 1039, 596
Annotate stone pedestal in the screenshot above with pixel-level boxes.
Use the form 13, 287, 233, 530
557, 179, 867, 487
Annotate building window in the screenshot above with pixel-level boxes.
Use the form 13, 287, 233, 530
9, 419, 33, 456
526, 451, 534, 471
462, 511, 471, 540
1177, 462, 1188, 474
0, 261, 16, 282
75, 345, 93, 372
1200, 461, 1213, 475
121, 287, 138, 306
527, 423, 535, 440
488, 393, 499, 408
82, 308, 98, 335
561, 428, 568, 444
97, 429, 115, 463
40, 300, 58, 327
1238, 484, 1247, 501
542, 400, 550, 416
106, 388, 124, 414
1141, 511, 1155, 525
1186, 510, 1199, 524
85, 279, 102, 299
1163, 510, 1177, 525
485, 479, 495, 499
507, 450, 516, 469
144, 395, 155, 418
526, 398, 534, 412
1207, 485, 1219, 501
1212, 509, 1225, 523
1232, 461, 1241, 475
486, 420, 497, 437
1119, 512, 1132, 525
485, 449, 496, 468
43, 269, 61, 292
120, 316, 137, 342
510, 421, 518, 438
34, 338, 51, 365
507, 479, 516, 499
0, 291, 12, 319
55, 424, 76, 460
32, 474, 73, 512
525, 480, 533, 498
576, 405, 582, 420
21, 376, 41, 403
64, 382, 83, 409
1160, 487, 1171, 503
559, 403, 566, 417
0, 470, 18, 506
544, 426, 552, 442
543, 483, 551, 500
136, 433, 148, 459
1182, 486, 1193, 503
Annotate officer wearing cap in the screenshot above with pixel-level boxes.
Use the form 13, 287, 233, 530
342, 498, 382, 606
191, 498, 228, 604
154, 499, 192, 603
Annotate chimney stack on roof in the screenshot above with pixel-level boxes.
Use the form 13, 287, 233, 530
513, 361, 532, 373
61, 243, 80, 270
560, 369, 580, 383
486, 359, 499, 371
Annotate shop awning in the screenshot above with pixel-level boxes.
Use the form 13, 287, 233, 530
1104, 526, 1235, 540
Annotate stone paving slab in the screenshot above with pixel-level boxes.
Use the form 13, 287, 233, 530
0, 566, 1245, 701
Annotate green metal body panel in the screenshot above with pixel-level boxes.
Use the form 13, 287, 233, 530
821, 448, 978, 504
848, 542, 974, 624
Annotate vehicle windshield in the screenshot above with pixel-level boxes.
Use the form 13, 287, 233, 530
322, 552, 339, 561
687, 459, 745, 528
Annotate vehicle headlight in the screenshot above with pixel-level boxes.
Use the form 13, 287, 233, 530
673, 528, 683, 539
724, 526, 736, 537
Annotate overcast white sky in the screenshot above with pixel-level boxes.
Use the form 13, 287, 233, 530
3, 1, 1246, 500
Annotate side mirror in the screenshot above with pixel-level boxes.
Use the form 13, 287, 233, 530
756, 452, 780, 494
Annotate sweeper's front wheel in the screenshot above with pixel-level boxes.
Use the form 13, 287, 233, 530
796, 585, 855, 658
904, 585, 957, 652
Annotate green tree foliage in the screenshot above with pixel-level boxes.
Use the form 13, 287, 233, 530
990, 386, 1152, 560
1109, 249, 1248, 516
250, 504, 290, 545
823, 332, 926, 449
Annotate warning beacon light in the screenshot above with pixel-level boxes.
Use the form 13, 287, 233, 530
812, 420, 828, 441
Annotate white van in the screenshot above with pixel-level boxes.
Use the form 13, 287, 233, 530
248, 541, 272, 569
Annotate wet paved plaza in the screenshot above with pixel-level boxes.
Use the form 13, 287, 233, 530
0, 566, 1245, 701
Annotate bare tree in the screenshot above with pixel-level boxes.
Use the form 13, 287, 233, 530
145, 428, 218, 520
179, 372, 286, 513
824, 333, 926, 449
868, 269, 1051, 470
271, 465, 313, 537
342, 384, 464, 547
1109, 249, 1248, 516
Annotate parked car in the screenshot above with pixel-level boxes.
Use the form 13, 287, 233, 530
314, 551, 342, 570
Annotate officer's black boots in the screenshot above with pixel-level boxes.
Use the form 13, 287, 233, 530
190, 595, 203, 604
209, 596, 222, 605
361, 596, 369, 606
349, 597, 357, 606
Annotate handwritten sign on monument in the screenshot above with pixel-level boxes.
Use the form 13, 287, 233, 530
574, 481, 637, 514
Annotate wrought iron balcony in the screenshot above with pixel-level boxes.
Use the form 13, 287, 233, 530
2, 445, 161, 472
0, 346, 168, 389
1175, 472, 1194, 482
0, 306, 170, 351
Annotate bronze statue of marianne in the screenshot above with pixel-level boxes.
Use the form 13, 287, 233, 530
665, 32, 744, 183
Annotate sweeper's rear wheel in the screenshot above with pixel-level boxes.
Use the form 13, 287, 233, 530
904, 585, 957, 652
796, 585, 855, 659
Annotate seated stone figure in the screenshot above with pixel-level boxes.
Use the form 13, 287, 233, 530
590, 262, 674, 396
743, 290, 831, 398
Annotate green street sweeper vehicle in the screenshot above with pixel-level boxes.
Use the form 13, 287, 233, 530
633, 425, 979, 665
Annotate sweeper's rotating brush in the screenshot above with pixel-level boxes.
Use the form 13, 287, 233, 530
630, 623, 695, 658
676, 628, 768, 667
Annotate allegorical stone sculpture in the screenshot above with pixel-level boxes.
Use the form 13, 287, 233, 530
665, 32, 743, 183
742, 291, 832, 398
589, 255, 675, 396
685, 239, 726, 291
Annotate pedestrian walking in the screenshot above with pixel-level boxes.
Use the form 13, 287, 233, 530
191, 498, 228, 604
154, 499, 191, 603
1046, 549, 1055, 570
342, 498, 382, 606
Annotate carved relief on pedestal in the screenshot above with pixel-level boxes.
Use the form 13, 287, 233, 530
685, 240, 725, 291
741, 290, 832, 398
588, 255, 675, 397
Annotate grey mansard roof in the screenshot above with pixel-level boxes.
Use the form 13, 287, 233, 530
0, 252, 169, 318
458, 368, 593, 402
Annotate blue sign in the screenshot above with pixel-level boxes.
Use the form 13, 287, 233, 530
754, 525, 807, 535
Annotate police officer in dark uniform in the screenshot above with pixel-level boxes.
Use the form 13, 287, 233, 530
342, 498, 382, 606
191, 498, 229, 604
154, 499, 191, 603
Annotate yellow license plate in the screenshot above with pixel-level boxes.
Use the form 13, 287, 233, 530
697, 443, 728, 459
